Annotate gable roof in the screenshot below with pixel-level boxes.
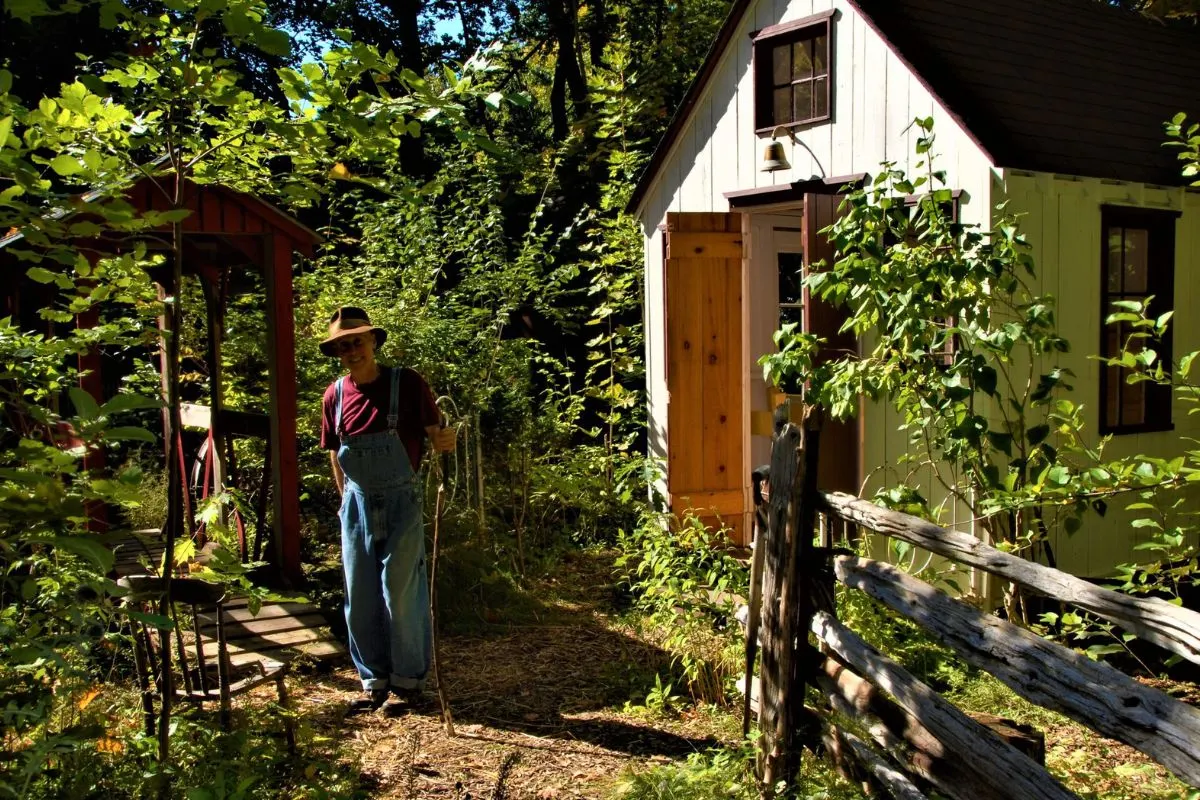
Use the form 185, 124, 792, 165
629, 0, 1200, 215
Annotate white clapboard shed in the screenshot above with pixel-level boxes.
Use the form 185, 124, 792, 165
629, 0, 1200, 578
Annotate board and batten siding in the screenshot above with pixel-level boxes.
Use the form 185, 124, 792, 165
638, 0, 995, 532
996, 171, 1200, 579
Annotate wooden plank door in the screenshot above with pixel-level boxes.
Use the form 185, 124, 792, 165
804, 194, 860, 495
664, 212, 747, 543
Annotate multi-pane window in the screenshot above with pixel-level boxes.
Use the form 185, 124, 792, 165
754, 14, 832, 131
1100, 206, 1177, 434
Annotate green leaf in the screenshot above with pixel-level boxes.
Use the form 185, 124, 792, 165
104, 426, 158, 443
49, 154, 82, 176
69, 387, 101, 420
484, 91, 503, 110
986, 432, 1012, 456
1027, 424, 1050, 446
45, 535, 114, 572
26, 266, 56, 284
0, 115, 12, 148
975, 365, 998, 396
1046, 465, 1070, 486
99, 393, 160, 415
4, 0, 50, 23
256, 26, 292, 57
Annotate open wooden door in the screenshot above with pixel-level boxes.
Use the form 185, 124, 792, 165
803, 193, 859, 494
664, 212, 747, 543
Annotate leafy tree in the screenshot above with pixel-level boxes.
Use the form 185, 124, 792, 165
761, 116, 1200, 638
1, 0, 518, 790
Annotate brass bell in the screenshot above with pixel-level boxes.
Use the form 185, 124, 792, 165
761, 140, 790, 173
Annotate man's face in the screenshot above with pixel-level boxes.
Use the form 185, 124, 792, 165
336, 333, 377, 370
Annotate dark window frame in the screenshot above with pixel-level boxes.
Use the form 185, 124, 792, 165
1099, 205, 1179, 436
752, 10, 834, 135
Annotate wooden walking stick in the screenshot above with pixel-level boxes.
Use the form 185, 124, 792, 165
429, 409, 455, 736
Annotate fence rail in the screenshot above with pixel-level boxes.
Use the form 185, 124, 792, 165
744, 409, 1200, 799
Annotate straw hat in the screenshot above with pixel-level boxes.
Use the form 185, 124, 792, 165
319, 306, 387, 357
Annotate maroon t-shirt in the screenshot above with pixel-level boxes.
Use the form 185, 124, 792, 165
320, 366, 440, 471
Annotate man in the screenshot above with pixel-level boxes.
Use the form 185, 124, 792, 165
319, 306, 455, 710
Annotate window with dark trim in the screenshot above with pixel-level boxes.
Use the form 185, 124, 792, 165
1100, 206, 1178, 435
753, 12, 833, 133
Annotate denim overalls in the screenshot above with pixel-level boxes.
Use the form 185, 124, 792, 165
335, 367, 431, 692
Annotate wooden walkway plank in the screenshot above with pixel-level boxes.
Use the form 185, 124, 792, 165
199, 601, 346, 667
107, 531, 347, 669
199, 612, 330, 639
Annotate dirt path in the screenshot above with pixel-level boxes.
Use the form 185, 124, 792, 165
293, 551, 738, 799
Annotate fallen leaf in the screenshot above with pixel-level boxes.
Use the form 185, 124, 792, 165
96, 737, 124, 754
536, 789, 559, 799
77, 686, 101, 710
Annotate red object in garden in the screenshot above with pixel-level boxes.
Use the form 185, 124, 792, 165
1, 176, 322, 586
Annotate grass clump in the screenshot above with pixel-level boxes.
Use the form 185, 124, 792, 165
950, 673, 1198, 800
611, 747, 757, 800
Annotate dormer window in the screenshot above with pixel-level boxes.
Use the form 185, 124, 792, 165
753, 11, 833, 132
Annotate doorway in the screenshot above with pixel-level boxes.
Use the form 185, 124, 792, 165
747, 197, 860, 496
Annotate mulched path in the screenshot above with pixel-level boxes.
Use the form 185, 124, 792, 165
288, 550, 737, 799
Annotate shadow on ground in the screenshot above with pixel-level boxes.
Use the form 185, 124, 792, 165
311, 546, 725, 760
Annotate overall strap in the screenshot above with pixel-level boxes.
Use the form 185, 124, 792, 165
387, 366, 400, 431
334, 376, 346, 440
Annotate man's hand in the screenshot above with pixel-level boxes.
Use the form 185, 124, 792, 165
426, 425, 457, 453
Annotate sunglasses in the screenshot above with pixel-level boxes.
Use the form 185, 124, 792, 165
336, 336, 370, 354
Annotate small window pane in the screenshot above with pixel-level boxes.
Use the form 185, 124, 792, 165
793, 81, 813, 122
773, 87, 791, 125
1123, 228, 1149, 293
779, 253, 804, 305
772, 43, 790, 86
1106, 227, 1123, 293
1105, 324, 1120, 359
1121, 377, 1145, 426
813, 34, 828, 75
1106, 366, 1120, 425
813, 76, 829, 118
792, 40, 813, 80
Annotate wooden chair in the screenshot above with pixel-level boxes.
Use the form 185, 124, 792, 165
119, 575, 295, 753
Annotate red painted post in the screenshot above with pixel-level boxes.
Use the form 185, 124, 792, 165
76, 303, 109, 532
263, 234, 302, 585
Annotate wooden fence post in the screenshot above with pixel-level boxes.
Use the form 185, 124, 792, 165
758, 413, 799, 790
757, 404, 823, 793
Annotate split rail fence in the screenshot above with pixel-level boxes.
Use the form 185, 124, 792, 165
742, 408, 1200, 799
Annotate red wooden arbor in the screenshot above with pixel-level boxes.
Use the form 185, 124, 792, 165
3, 177, 321, 585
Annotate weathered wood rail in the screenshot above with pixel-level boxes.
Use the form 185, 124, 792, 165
744, 410, 1200, 799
